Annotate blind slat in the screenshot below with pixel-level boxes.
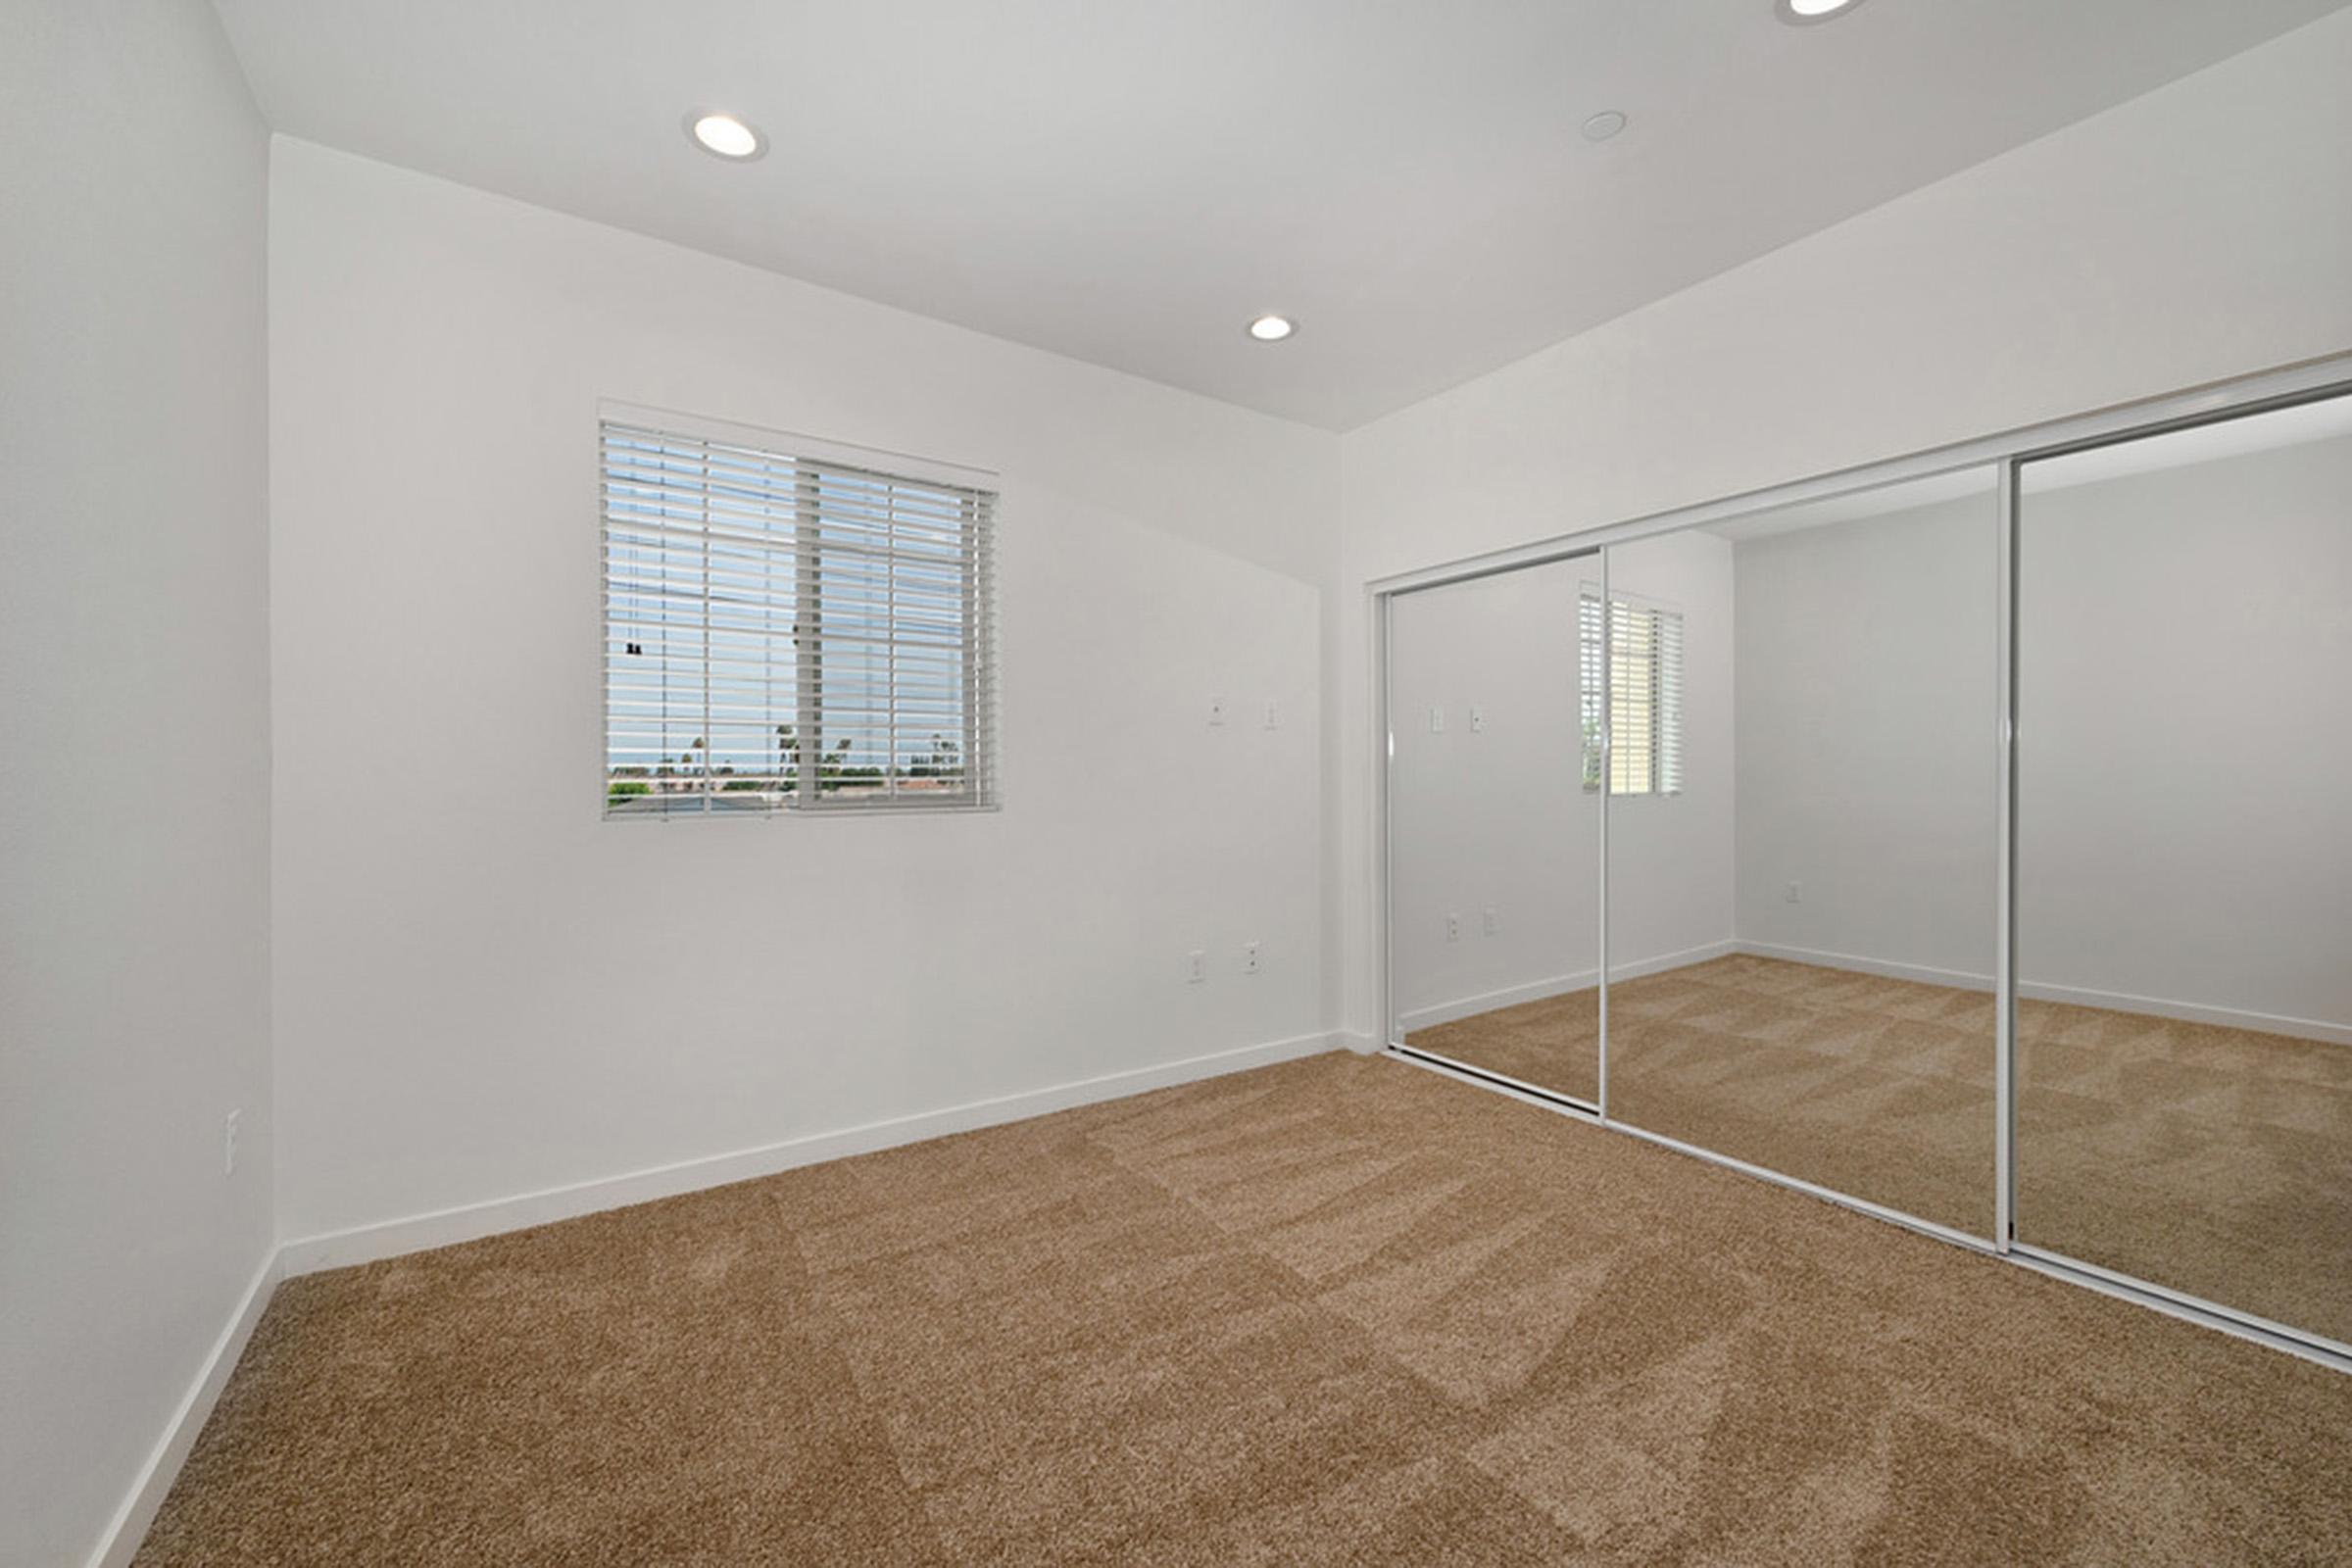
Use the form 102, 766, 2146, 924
602, 420, 998, 815
1580, 587, 1684, 799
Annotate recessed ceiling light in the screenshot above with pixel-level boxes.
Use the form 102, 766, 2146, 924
1248, 315, 1295, 342
1581, 110, 1628, 143
1777, 0, 1864, 22
686, 112, 765, 160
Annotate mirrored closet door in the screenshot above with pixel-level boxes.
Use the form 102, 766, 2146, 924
1382, 366, 2352, 1359
2015, 391, 2352, 1345
1604, 470, 2002, 1238
1389, 554, 1602, 1104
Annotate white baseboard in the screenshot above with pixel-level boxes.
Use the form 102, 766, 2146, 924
1734, 941, 1994, 995
1334, 1030, 1384, 1055
1735, 942, 2351, 1047
1615, 940, 1742, 986
1398, 939, 2349, 1049
2013, 978, 2352, 1048
88, 1249, 280, 1568
279, 1030, 1338, 1278
1399, 974, 1592, 1034
1396, 940, 1738, 1034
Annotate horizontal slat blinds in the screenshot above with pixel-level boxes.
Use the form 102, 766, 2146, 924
601, 421, 998, 816
1579, 589, 1606, 792
1581, 588, 1684, 799
1654, 605, 1685, 796
1611, 597, 1657, 796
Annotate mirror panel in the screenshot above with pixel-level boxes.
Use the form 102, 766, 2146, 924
2016, 392, 2352, 1341
1606, 469, 2001, 1236
1390, 556, 1601, 1103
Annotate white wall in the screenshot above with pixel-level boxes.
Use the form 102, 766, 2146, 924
1732, 486, 2001, 980
0, 4, 273, 1565
2017, 429, 2352, 1034
1334, 10, 2352, 1040
269, 140, 1340, 1243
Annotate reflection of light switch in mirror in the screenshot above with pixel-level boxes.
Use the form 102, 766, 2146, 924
1469, 705, 1485, 733
1429, 706, 1446, 733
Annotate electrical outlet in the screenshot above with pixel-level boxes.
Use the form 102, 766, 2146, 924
1469, 705, 1486, 733
1483, 907, 1499, 936
1785, 881, 1802, 904
1207, 697, 1227, 727
1261, 698, 1279, 730
1446, 912, 1462, 943
223, 1110, 240, 1177
1186, 950, 1207, 983
1428, 706, 1445, 733
1242, 941, 1261, 975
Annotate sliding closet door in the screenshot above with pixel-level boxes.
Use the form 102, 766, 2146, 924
2015, 393, 2352, 1343
1389, 556, 1601, 1104
1605, 470, 2001, 1236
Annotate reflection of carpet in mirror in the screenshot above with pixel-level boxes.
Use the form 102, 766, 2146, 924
138, 1053, 2352, 1564
1406, 989, 1600, 1104
1408, 953, 2352, 1346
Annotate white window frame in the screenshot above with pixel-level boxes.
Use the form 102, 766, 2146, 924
600, 402, 1000, 818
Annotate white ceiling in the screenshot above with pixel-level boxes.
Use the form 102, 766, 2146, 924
213, 0, 2350, 430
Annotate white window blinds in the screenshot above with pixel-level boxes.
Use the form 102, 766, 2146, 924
1580, 588, 1684, 797
601, 419, 998, 815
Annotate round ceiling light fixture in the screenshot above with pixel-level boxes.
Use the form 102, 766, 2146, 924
686, 111, 766, 160
1581, 110, 1628, 142
1248, 315, 1296, 342
1777, 0, 1865, 22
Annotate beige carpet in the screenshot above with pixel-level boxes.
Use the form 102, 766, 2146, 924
1408, 953, 2352, 1346
137, 1051, 2352, 1565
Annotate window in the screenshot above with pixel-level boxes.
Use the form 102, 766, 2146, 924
601, 416, 998, 815
1580, 588, 1683, 796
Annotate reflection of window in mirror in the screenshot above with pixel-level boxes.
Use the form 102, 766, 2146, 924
1580, 587, 1684, 796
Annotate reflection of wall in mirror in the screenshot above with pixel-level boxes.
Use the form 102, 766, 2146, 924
1733, 487, 2000, 988
1390, 535, 1734, 1029
2012, 430, 2352, 1039
1733, 432, 2352, 1042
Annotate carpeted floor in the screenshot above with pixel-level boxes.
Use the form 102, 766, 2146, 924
1407, 953, 2352, 1346
138, 1051, 2351, 1565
